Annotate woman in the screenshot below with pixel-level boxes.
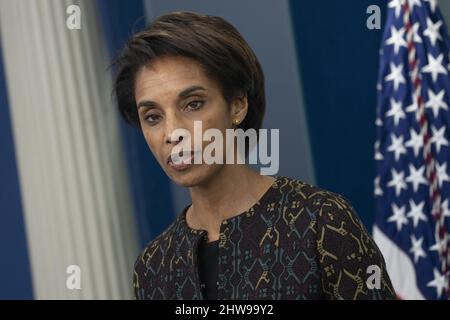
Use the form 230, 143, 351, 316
113, 11, 395, 300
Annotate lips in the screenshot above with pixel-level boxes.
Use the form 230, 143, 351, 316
167, 151, 195, 165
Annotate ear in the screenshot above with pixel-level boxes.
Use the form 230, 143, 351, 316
230, 93, 248, 125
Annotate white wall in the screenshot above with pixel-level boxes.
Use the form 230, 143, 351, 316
0, 0, 139, 299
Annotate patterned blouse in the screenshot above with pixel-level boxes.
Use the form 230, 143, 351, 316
133, 176, 395, 299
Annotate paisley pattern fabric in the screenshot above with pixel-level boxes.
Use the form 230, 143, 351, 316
133, 176, 395, 300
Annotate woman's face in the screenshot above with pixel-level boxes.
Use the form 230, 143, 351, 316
134, 55, 247, 187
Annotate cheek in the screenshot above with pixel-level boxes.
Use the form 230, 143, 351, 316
142, 127, 161, 156
198, 117, 228, 141
202, 103, 231, 131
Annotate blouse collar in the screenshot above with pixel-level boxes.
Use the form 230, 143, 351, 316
177, 175, 284, 236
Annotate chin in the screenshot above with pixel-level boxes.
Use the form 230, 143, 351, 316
165, 164, 223, 188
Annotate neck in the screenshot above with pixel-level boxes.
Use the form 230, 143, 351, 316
186, 165, 275, 242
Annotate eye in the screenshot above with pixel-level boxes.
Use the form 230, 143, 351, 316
185, 100, 204, 111
144, 113, 161, 125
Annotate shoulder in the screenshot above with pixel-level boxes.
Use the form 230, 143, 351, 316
276, 176, 370, 248
132, 215, 182, 299
271, 176, 362, 235
275, 175, 354, 213
272, 176, 369, 252
280, 176, 373, 255
276, 176, 395, 299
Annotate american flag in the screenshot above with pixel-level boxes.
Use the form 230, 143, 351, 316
373, 0, 450, 300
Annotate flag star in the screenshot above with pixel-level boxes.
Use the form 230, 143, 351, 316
405, 128, 424, 157
431, 126, 449, 153
429, 235, 449, 253
448, 53, 450, 71
387, 168, 407, 196
442, 199, 450, 219
374, 176, 383, 196
427, 268, 447, 298
426, 89, 448, 118
375, 117, 383, 127
387, 134, 407, 161
425, 0, 438, 13
388, 203, 408, 231
406, 164, 427, 192
374, 140, 384, 160
385, 62, 406, 90
422, 53, 448, 82
388, 0, 404, 18
412, 22, 422, 44
406, 199, 428, 228
405, 93, 420, 116
386, 98, 406, 126
423, 17, 442, 46
409, 235, 427, 263
436, 162, 450, 188
386, 26, 407, 54
405, 101, 418, 114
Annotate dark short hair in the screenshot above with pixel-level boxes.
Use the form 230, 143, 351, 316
112, 11, 266, 132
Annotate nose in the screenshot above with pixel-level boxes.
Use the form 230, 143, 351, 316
165, 133, 184, 145
164, 112, 189, 146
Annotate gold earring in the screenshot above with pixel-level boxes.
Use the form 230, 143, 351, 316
233, 119, 240, 125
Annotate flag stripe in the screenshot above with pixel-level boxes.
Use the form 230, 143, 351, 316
375, 0, 450, 300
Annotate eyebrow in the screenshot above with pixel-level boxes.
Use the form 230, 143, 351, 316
137, 85, 207, 109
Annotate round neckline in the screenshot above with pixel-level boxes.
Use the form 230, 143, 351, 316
180, 175, 283, 234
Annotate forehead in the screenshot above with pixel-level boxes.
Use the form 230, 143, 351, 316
134, 56, 214, 101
